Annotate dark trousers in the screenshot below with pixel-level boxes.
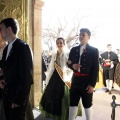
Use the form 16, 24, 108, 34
3, 94, 28, 120
103, 66, 115, 80
70, 75, 93, 108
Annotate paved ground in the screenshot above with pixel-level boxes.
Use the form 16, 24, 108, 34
33, 83, 120, 120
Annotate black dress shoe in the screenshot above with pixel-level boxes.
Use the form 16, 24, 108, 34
109, 91, 112, 95
105, 89, 109, 92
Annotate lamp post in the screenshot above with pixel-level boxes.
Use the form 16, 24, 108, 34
111, 95, 120, 120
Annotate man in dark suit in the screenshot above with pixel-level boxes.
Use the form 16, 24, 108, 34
0, 18, 33, 120
101, 44, 118, 94
67, 28, 99, 120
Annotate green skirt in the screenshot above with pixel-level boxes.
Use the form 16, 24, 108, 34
39, 84, 82, 120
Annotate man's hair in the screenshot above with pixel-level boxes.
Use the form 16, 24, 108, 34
80, 28, 91, 36
0, 18, 19, 34
107, 44, 112, 47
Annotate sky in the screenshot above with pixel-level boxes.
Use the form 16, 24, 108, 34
42, 0, 120, 51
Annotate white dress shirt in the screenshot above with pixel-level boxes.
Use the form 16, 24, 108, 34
6, 38, 17, 60
78, 44, 86, 72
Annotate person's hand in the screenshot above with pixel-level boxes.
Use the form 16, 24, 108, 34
105, 59, 111, 65
0, 80, 5, 89
72, 64, 82, 70
86, 85, 94, 94
11, 103, 20, 108
105, 59, 111, 62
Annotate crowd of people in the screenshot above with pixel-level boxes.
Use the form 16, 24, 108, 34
0, 17, 120, 120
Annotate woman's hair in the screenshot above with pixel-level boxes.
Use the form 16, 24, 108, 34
56, 37, 65, 45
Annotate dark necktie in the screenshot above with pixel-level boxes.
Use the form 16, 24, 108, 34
108, 52, 110, 59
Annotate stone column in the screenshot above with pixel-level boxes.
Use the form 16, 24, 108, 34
32, 0, 44, 107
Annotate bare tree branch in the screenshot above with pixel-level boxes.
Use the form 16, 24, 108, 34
42, 15, 97, 50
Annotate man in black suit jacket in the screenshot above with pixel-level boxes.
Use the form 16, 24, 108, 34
67, 28, 99, 120
101, 44, 118, 94
0, 18, 33, 120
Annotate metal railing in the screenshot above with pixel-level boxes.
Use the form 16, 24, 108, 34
111, 95, 120, 120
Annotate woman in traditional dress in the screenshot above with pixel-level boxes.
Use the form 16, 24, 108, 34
95, 65, 104, 90
39, 37, 81, 120
114, 49, 120, 87
114, 64, 120, 87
